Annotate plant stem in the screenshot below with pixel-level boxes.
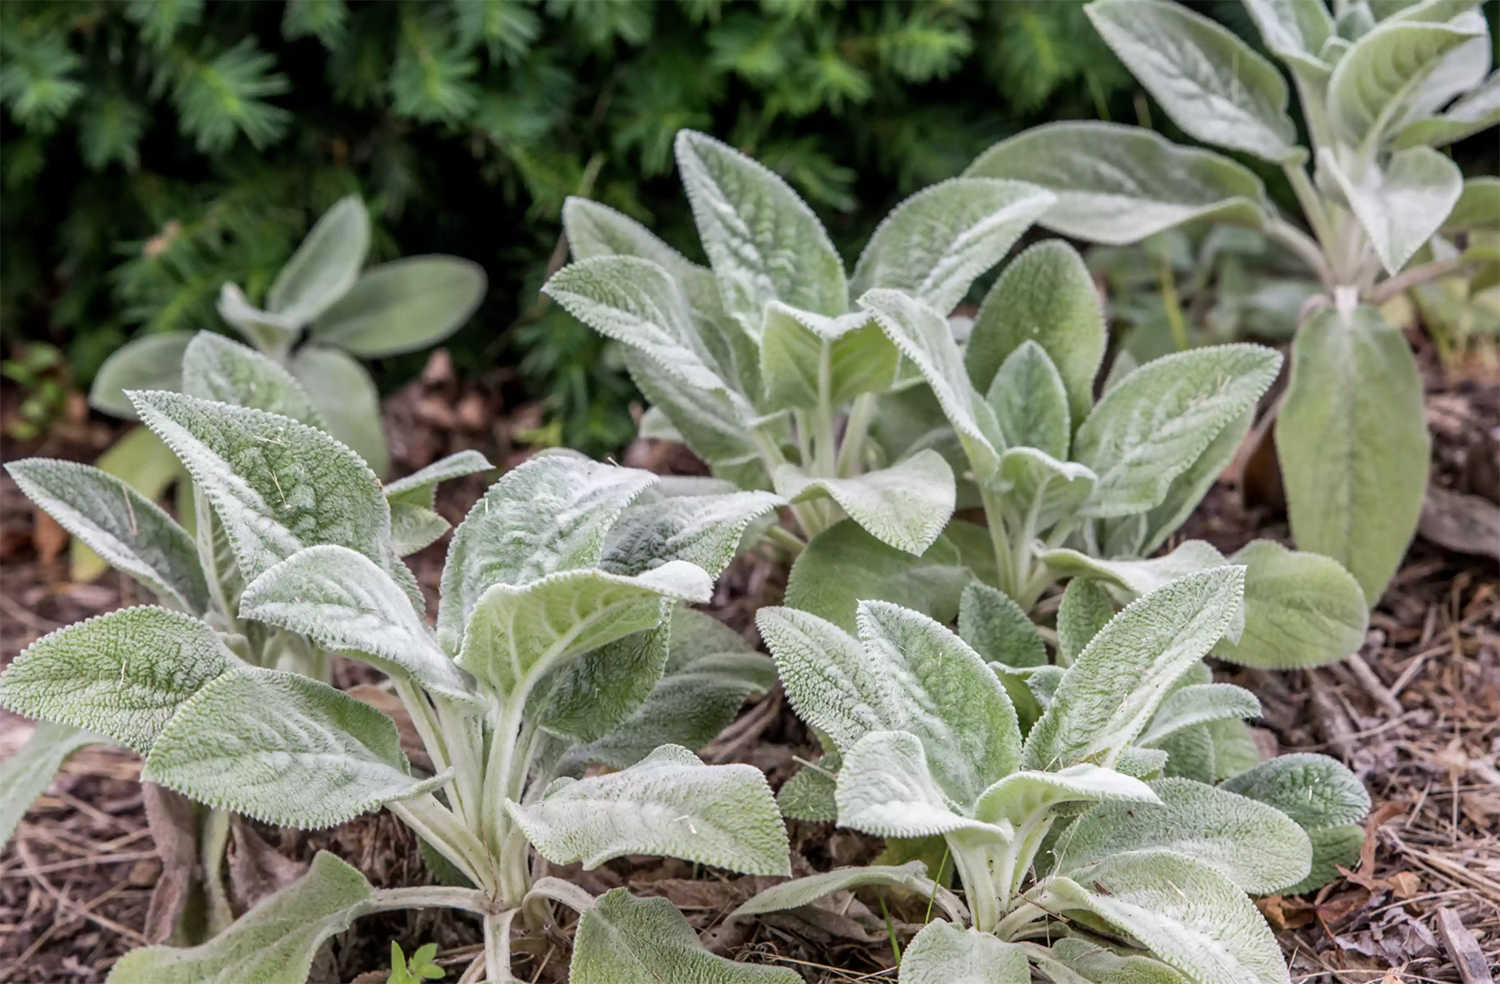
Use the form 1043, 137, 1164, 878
949, 840, 999, 934
389, 796, 496, 894
1281, 161, 1339, 262
369, 886, 492, 914
994, 900, 1048, 942
836, 393, 876, 477
1367, 254, 1476, 305
1266, 218, 1335, 289
483, 908, 520, 983
201, 808, 233, 937
764, 524, 806, 556
980, 486, 1015, 598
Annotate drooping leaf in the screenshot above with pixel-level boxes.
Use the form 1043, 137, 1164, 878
849, 177, 1056, 316
784, 520, 971, 633
1043, 851, 1291, 984
1041, 540, 1231, 602
143, 667, 447, 828
1221, 753, 1371, 828
310, 257, 486, 357
385, 450, 494, 508
90, 332, 192, 419
965, 123, 1269, 245
1212, 539, 1369, 668
72, 426, 185, 585
8, 458, 208, 614
1073, 345, 1281, 517
0, 722, 100, 851
129, 391, 391, 586
730, 861, 960, 920
0, 607, 233, 754
181, 333, 324, 425
1322, 145, 1463, 274
775, 451, 955, 556
1056, 578, 1115, 666
1396, 69, 1500, 147
509, 744, 789, 875
599, 489, 784, 577
437, 453, 657, 653
897, 921, 1030, 983
239, 545, 477, 704
107, 852, 375, 984
985, 341, 1070, 459
675, 129, 847, 334
758, 305, 898, 411
836, 730, 1006, 839
972, 763, 1158, 828
1022, 567, 1246, 771
959, 581, 1047, 668
570, 889, 801, 984
1138, 683, 1262, 746
1242, 0, 1335, 68
1277, 304, 1429, 603
289, 346, 389, 476
267, 195, 371, 326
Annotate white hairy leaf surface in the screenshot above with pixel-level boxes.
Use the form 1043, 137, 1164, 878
898, 921, 1030, 983
1242, 0, 1334, 66
239, 545, 477, 705
1212, 540, 1369, 668
1056, 578, 1115, 666
288, 346, 388, 476
835, 730, 1006, 839
1055, 777, 1312, 893
1043, 850, 1291, 984
1139, 684, 1262, 746
600, 489, 785, 577
1397, 70, 1500, 148
1221, 753, 1371, 829
1022, 567, 1246, 771
0, 607, 233, 754
455, 563, 711, 700
849, 177, 1055, 316
508, 744, 789, 875
959, 581, 1047, 668
1086, 0, 1299, 162
625, 348, 768, 488
563, 197, 716, 299
1040, 540, 1231, 601
129, 391, 391, 585
1283, 824, 1365, 895
388, 503, 451, 557
758, 305, 898, 410
107, 852, 374, 984
784, 520, 970, 632
972, 763, 1158, 828
0, 722, 100, 852
1141, 410, 1252, 555
266, 195, 370, 326
309, 257, 486, 358
997, 449, 1097, 533
731, 860, 957, 919
437, 453, 658, 653
1027, 937, 1192, 984
1321, 145, 1463, 274
1277, 304, 1429, 603
1072, 345, 1281, 517
384, 450, 493, 508
965, 122, 1269, 245
7, 458, 208, 613
860, 288, 1003, 482
985, 341, 1070, 459
570, 888, 801, 984
181, 333, 325, 425
90, 331, 192, 419
776, 451, 955, 556
675, 129, 847, 334
777, 750, 841, 822
142, 667, 448, 829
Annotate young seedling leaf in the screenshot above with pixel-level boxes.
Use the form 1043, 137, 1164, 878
1056, 578, 1115, 666
985, 340, 1071, 459
758, 304, 899, 410
997, 449, 1097, 533
959, 581, 1047, 668
1321, 145, 1463, 275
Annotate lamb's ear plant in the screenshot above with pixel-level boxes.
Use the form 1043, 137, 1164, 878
545, 129, 1056, 558
964, 0, 1499, 604
2, 387, 795, 983
743, 569, 1371, 983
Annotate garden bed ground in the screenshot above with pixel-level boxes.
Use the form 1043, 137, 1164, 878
1, 345, 1495, 984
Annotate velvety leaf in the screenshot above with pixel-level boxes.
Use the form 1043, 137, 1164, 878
107, 852, 374, 984
90, 332, 192, 419
600, 489, 784, 577
385, 450, 493, 508
776, 451, 955, 556
1073, 345, 1280, 516
216, 286, 302, 354
437, 453, 657, 653
1322, 145, 1463, 274
1030, 937, 1192, 984
1441, 175, 1500, 232
1141, 410, 1252, 555
130, 391, 391, 586
267, 195, 370, 326
1022, 567, 1246, 771
143, 667, 446, 829
1282, 824, 1365, 895
972, 763, 1158, 828
181, 333, 323, 426
1207, 717, 1263, 783
389, 504, 449, 556
0, 723, 99, 852
784, 519, 970, 633
528, 625, 672, 746
1041, 540, 1231, 601
1397, 69, 1500, 147
861, 288, 1002, 482
240, 545, 477, 705
897, 921, 1030, 983
836, 730, 1006, 839
997, 449, 1097, 532
289, 346, 388, 476
965, 122, 1269, 245
731, 861, 957, 919
625, 349, 768, 488
1243, 0, 1335, 66
1139, 683, 1262, 746
850, 177, 1055, 316
759, 305, 898, 410
1056, 578, 1115, 667
1086, 0, 1299, 161
8, 458, 208, 613
0, 607, 233, 754
777, 752, 840, 822
310, 257, 486, 357
1043, 851, 1290, 984
570, 889, 800, 984
509, 744, 789, 875
72, 426, 184, 586
959, 581, 1046, 668
563, 197, 715, 303
985, 341, 1070, 458
1277, 304, 1429, 603
1212, 539, 1369, 668
1221, 753, 1371, 828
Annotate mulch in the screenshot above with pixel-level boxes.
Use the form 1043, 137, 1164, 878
0, 344, 1495, 984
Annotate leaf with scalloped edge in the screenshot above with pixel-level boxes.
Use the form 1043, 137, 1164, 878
835, 730, 1007, 840
600, 489, 784, 577
775, 451, 954, 556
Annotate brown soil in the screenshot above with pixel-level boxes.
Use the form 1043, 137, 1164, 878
1, 347, 1496, 984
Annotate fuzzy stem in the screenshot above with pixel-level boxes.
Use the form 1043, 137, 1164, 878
980, 486, 1015, 598
1367, 253, 1477, 305
483, 908, 520, 982
949, 839, 999, 934
836, 393, 877, 477
368, 886, 492, 914
201, 808, 234, 937
1267, 218, 1336, 289
1282, 162, 1339, 261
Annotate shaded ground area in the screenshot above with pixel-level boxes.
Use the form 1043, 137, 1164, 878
1, 348, 1496, 983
